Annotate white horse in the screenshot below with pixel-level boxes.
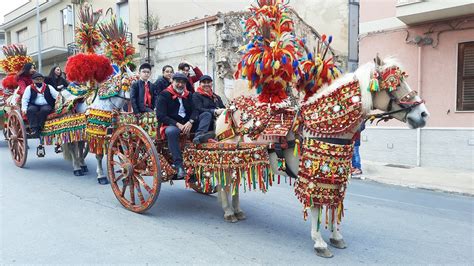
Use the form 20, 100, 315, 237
63, 70, 133, 184
214, 56, 429, 257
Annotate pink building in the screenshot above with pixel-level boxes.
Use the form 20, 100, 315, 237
359, 0, 474, 170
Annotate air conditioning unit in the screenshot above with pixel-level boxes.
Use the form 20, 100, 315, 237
63, 6, 73, 26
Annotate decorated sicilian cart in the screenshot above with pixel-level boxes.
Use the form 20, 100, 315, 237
0, 44, 88, 169
104, 0, 429, 258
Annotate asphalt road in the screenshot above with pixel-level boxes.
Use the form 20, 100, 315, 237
1, 140, 473, 264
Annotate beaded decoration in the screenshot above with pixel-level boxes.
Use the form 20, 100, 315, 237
41, 113, 87, 145
300, 80, 363, 137
183, 144, 272, 194
295, 138, 353, 226
86, 108, 114, 154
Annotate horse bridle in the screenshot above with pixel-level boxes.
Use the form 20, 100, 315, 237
368, 66, 424, 124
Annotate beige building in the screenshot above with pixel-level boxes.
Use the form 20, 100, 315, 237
0, 0, 140, 75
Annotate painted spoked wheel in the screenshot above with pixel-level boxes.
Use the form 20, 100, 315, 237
107, 125, 161, 213
6, 110, 27, 167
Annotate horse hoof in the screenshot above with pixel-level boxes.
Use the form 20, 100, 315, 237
329, 238, 347, 249
314, 247, 333, 258
81, 165, 89, 173
73, 169, 84, 176
98, 177, 109, 185
235, 211, 246, 221
224, 214, 238, 223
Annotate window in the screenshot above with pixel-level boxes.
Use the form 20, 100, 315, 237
457, 42, 474, 111
117, 0, 129, 26
17, 28, 28, 43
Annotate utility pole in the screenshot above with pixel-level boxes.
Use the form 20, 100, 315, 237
36, 0, 42, 72
146, 0, 150, 63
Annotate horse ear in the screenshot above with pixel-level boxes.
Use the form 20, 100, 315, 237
374, 54, 384, 66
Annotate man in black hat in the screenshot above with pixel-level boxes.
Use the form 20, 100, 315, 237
130, 63, 157, 114
156, 72, 198, 178
21, 72, 59, 136
192, 75, 225, 144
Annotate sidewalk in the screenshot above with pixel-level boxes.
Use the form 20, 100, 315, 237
357, 160, 474, 196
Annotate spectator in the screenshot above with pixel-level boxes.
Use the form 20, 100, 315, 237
351, 123, 366, 178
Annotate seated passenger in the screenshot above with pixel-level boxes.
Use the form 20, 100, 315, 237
156, 72, 198, 179
177, 61, 203, 93
21, 72, 58, 136
130, 63, 157, 114
154, 65, 174, 94
192, 75, 225, 144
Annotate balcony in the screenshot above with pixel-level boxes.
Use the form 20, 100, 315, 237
20, 28, 68, 61
396, 0, 474, 25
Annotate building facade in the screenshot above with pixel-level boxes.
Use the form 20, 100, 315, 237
359, 0, 474, 170
0, 0, 140, 74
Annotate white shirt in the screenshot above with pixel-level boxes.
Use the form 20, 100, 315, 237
21, 84, 59, 112
178, 98, 186, 118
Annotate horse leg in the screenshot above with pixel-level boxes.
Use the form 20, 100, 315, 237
96, 153, 109, 185
78, 141, 88, 173
217, 185, 237, 223
231, 184, 246, 221
71, 142, 84, 176
329, 209, 347, 249
311, 206, 333, 258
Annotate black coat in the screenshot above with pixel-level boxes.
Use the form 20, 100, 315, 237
192, 92, 225, 115
156, 89, 198, 126
45, 76, 69, 91
130, 79, 157, 114
153, 76, 171, 94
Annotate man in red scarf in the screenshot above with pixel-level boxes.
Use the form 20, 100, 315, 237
21, 72, 58, 136
192, 75, 225, 144
156, 72, 198, 179
130, 63, 157, 114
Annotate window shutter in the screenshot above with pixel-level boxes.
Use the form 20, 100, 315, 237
457, 42, 474, 111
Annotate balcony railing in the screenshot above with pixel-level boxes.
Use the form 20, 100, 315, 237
19, 28, 67, 55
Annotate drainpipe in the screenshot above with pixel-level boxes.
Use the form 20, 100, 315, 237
204, 21, 208, 74
416, 45, 422, 167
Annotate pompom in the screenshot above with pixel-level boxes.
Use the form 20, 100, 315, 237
2, 74, 18, 90
65, 53, 113, 83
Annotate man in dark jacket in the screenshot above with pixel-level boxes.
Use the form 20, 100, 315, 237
130, 63, 157, 114
192, 75, 225, 144
156, 72, 198, 178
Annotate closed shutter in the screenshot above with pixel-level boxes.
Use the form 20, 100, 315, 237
457, 42, 474, 111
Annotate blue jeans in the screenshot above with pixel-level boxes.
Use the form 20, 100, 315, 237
352, 145, 361, 169
165, 126, 183, 168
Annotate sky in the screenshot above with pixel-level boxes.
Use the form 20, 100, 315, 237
0, 0, 29, 24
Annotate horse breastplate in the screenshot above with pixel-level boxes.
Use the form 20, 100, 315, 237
300, 80, 363, 137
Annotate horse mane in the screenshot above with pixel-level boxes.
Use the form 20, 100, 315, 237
303, 56, 403, 114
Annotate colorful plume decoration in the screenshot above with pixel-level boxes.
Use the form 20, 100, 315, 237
234, 0, 302, 104
65, 53, 113, 83
297, 34, 342, 100
75, 3, 103, 53
98, 16, 135, 68
0, 44, 33, 74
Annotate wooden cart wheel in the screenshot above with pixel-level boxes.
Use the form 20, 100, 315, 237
6, 110, 27, 167
107, 124, 161, 213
